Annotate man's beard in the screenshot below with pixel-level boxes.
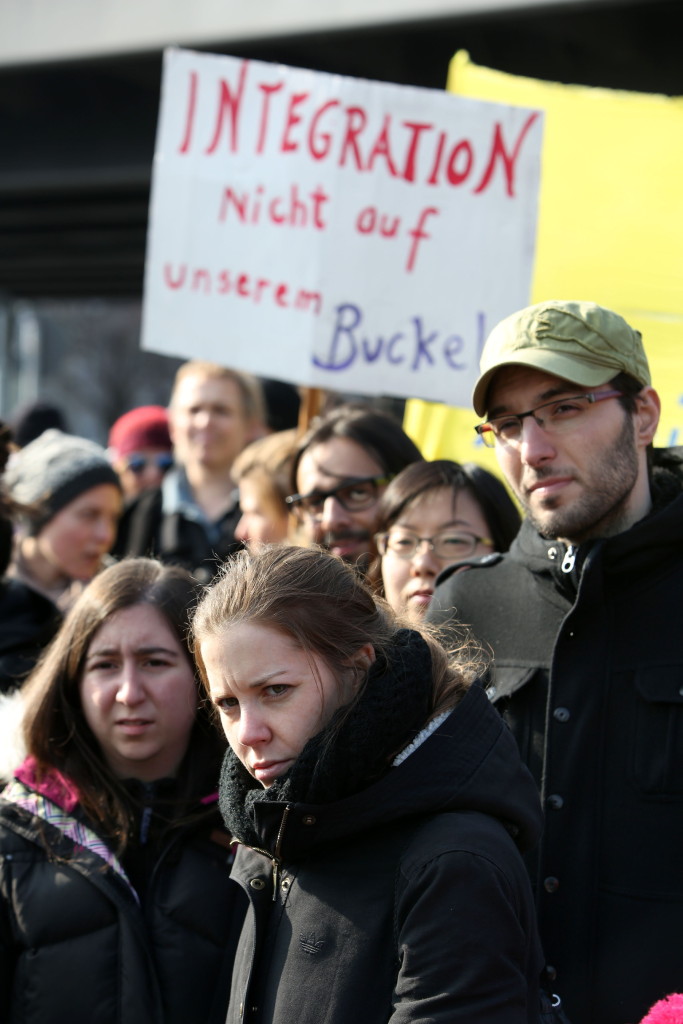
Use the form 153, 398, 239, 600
522, 414, 640, 543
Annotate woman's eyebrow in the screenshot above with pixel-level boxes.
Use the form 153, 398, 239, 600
247, 669, 288, 689
394, 518, 468, 530
210, 669, 288, 697
86, 644, 178, 658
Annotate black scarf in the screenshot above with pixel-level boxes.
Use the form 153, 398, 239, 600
219, 628, 433, 849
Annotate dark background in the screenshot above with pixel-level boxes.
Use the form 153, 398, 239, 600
1, 0, 680, 300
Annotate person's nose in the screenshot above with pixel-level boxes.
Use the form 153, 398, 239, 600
234, 513, 249, 543
93, 515, 117, 550
236, 705, 272, 748
191, 409, 212, 431
115, 664, 146, 706
410, 542, 440, 577
142, 466, 164, 491
518, 415, 557, 467
319, 495, 352, 533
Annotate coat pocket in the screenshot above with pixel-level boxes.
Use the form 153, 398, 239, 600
633, 668, 683, 795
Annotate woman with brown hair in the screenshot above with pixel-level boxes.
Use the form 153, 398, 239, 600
0, 557, 244, 1024
193, 544, 546, 1024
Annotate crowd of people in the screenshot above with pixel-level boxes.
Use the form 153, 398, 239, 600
0, 299, 680, 1024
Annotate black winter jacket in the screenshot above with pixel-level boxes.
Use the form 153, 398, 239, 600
427, 448, 683, 1024
0, 763, 246, 1024
113, 485, 242, 584
0, 579, 62, 693
220, 630, 546, 1024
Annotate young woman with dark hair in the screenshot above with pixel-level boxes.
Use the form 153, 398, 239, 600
193, 544, 545, 1024
0, 557, 244, 1024
372, 459, 521, 620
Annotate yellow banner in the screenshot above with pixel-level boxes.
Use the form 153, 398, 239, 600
405, 51, 683, 463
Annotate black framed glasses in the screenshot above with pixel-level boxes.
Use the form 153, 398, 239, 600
474, 390, 624, 448
375, 528, 493, 560
125, 452, 174, 475
286, 474, 392, 518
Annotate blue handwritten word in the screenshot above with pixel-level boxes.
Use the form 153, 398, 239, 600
313, 303, 486, 374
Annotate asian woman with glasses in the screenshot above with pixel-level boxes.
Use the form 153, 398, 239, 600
372, 460, 521, 621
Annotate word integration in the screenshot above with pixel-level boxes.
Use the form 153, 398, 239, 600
176, 60, 539, 197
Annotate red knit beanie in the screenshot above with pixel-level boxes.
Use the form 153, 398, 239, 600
108, 406, 172, 459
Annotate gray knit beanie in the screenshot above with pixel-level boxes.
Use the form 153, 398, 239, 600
4, 428, 121, 533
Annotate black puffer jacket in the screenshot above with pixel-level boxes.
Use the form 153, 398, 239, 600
427, 448, 683, 1024
0, 762, 246, 1024
0, 579, 62, 693
220, 630, 545, 1024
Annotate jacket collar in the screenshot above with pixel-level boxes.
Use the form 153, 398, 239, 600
221, 669, 543, 862
14, 755, 80, 812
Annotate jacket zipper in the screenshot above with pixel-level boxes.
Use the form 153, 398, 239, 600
233, 807, 291, 903
561, 544, 576, 573
271, 804, 292, 901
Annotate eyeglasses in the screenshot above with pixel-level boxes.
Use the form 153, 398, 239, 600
474, 390, 624, 448
375, 529, 493, 560
125, 452, 174, 475
286, 474, 392, 518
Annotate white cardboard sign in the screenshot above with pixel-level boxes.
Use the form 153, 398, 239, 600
141, 48, 543, 406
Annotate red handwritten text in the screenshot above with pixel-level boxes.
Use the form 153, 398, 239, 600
219, 183, 330, 229
177, 61, 539, 196
163, 262, 322, 314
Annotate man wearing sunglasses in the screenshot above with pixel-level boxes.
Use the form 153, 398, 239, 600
108, 405, 173, 500
427, 300, 682, 1024
288, 404, 422, 569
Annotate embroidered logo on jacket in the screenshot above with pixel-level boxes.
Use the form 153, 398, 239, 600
299, 933, 325, 956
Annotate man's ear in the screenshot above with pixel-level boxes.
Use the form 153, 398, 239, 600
634, 387, 661, 448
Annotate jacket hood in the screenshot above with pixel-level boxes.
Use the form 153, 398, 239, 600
219, 630, 543, 861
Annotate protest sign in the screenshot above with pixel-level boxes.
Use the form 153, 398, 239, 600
141, 47, 543, 406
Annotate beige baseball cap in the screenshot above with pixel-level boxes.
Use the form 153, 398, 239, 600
472, 300, 651, 417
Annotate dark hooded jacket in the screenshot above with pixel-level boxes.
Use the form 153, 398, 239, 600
0, 758, 245, 1024
219, 629, 545, 1024
427, 447, 683, 1024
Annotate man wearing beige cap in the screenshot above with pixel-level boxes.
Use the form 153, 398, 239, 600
428, 300, 682, 1024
